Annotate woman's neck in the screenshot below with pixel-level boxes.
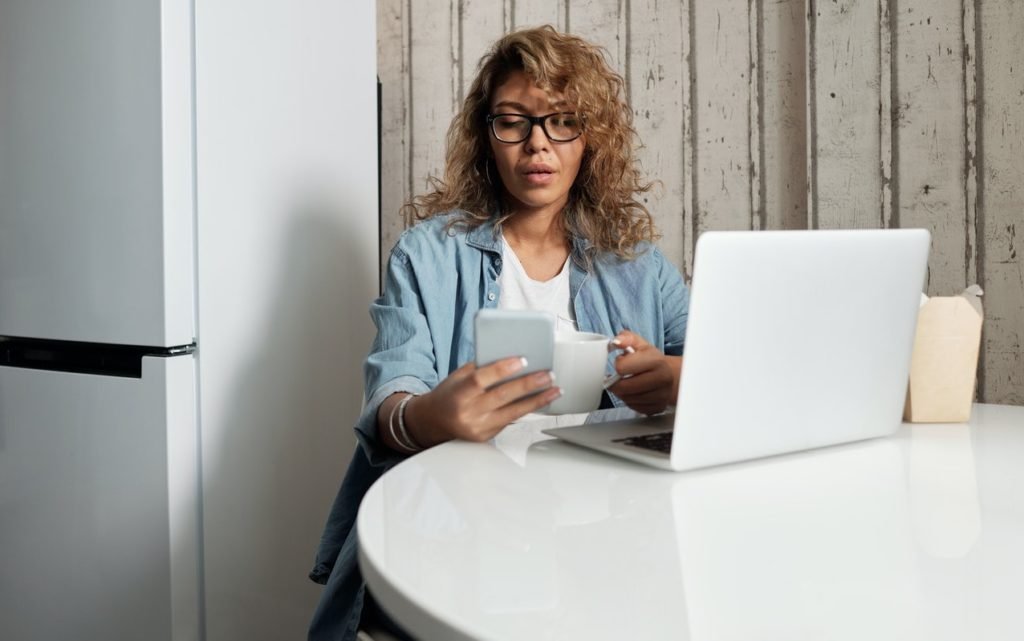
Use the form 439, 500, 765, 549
502, 208, 564, 246
502, 207, 571, 281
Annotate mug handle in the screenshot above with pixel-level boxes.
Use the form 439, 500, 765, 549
602, 344, 635, 389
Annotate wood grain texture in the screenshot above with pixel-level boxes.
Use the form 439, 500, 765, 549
760, 0, 807, 231
977, 0, 1024, 404
459, 0, 507, 101
748, 0, 763, 231
808, 0, 883, 230
895, 0, 968, 295
512, 0, 567, 31
681, 0, 696, 278
963, 0, 979, 289
879, 0, 894, 230
567, 0, 628, 76
692, 0, 753, 234
628, 0, 687, 268
377, 0, 410, 278
409, 0, 457, 210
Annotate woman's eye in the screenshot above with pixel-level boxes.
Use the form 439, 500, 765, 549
553, 116, 578, 128
497, 117, 526, 128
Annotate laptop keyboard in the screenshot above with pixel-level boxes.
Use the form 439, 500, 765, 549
612, 431, 674, 453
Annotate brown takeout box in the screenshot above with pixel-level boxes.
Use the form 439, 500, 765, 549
903, 285, 983, 423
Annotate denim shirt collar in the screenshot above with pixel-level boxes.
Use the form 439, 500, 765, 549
465, 214, 594, 267
465, 217, 503, 254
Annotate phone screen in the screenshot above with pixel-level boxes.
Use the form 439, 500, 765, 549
474, 309, 555, 386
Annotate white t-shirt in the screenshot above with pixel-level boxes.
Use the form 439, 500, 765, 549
496, 235, 590, 429
497, 235, 577, 332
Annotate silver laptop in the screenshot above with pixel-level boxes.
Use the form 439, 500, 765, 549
543, 229, 930, 471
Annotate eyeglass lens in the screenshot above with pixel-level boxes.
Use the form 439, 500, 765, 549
490, 113, 582, 143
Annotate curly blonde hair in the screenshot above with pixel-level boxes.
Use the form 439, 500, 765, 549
402, 25, 658, 260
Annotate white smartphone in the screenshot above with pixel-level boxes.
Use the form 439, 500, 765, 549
474, 309, 555, 386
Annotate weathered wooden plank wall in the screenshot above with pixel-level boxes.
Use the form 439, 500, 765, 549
377, 0, 409, 273
807, 0, 1022, 404
511, 0, 567, 33
692, 0, 753, 243
762, 0, 807, 232
894, 0, 967, 294
376, 0, 1023, 404
628, 0, 687, 266
808, 0, 884, 230
976, 1, 1023, 403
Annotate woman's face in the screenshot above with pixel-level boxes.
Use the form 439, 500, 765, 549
487, 71, 586, 217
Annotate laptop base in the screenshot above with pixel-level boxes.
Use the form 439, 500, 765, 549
542, 413, 677, 470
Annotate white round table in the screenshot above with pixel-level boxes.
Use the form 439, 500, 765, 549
358, 404, 1024, 641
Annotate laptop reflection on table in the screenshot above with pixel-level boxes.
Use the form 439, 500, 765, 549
670, 438, 919, 640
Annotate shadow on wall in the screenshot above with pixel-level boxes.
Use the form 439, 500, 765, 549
200, 205, 375, 640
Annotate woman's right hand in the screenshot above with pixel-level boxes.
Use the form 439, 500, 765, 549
382, 357, 561, 451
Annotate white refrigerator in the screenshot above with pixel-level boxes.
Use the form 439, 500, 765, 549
0, 1, 378, 639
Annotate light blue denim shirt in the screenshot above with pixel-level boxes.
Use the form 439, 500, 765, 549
308, 212, 689, 640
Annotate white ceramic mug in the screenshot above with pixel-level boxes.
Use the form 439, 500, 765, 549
539, 330, 630, 415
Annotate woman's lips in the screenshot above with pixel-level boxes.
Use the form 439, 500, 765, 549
522, 165, 556, 185
523, 171, 556, 185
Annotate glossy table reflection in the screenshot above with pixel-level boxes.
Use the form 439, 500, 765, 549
357, 404, 1024, 641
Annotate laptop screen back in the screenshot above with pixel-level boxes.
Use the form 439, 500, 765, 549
671, 229, 930, 470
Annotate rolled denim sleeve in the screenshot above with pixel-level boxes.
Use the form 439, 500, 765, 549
355, 244, 441, 467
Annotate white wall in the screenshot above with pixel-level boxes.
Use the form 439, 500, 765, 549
195, 1, 378, 638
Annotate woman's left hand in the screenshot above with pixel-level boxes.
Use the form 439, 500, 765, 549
606, 330, 682, 415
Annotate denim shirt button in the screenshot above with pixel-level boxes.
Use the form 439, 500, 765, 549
487, 292, 496, 301
494, 258, 502, 267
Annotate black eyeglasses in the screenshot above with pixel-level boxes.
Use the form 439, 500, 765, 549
486, 112, 584, 143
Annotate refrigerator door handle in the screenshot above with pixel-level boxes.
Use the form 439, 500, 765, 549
0, 336, 196, 378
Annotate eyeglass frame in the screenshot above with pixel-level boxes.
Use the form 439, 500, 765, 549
485, 112, 585, 144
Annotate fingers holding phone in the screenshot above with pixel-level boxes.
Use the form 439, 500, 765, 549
385, 310, 562, 450
407, 357, 560, 444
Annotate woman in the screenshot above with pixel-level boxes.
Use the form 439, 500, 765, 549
309, 26, 688, 640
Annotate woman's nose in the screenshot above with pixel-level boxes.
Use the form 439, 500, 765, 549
523, 121, 551, 154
